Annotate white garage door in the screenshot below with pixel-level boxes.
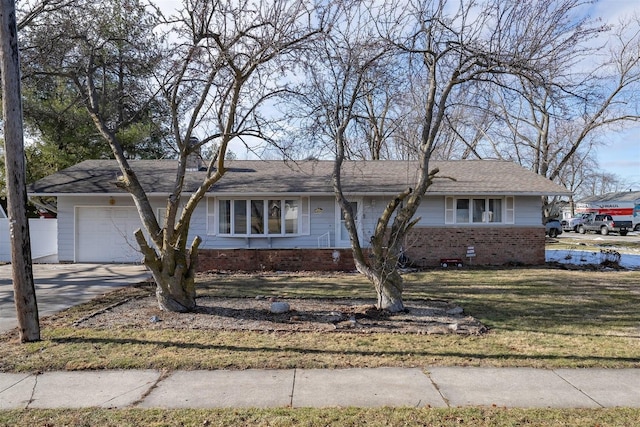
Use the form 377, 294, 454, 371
76, 207, 144, 263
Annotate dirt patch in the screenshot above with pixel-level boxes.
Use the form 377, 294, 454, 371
75, 295, 487, 335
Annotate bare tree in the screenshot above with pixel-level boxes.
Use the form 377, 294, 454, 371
581, 169, 627, 196
472, 16, 640, 206
133, 0, 321, 311
0, 0, 40, 341
292, 0, 604, 312
350, 61, 409, 160
21, 0, 321, 312
16, 0, 78, 30
289, 0, 413, 310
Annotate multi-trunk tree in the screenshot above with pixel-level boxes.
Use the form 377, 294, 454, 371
291, 0, 606, 312
21, 0, 322, 312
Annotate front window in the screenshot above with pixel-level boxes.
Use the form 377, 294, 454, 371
208, 197, 308, 236
488, 198, 502, 222
446, 197, 513, 224
456, 199, 469, 223
268, 200, 282, 234
250, 200, 264, 234
234, 200, 247, 234
284, 200, 299, 234
219, 200, 231, 234
472, 199, 485, 223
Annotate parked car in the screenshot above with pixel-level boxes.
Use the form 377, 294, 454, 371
561, 213, 589, 232
545, 219, 563, 238
577, 213, 632, 236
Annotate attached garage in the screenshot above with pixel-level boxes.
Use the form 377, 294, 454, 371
75, 207, 143, 263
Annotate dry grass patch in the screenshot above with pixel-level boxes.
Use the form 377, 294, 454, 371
2, 407, 640, 427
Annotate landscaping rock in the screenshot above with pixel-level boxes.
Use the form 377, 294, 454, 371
270, 301, 290, 314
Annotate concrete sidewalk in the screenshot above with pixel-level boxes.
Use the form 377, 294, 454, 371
2, 367, 639, 409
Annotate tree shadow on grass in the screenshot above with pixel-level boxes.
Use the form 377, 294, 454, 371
49, 335, 640, 365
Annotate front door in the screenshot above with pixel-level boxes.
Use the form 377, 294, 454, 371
336, 199, 362, 247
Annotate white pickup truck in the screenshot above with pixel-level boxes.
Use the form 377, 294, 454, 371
561, 213, 590, 232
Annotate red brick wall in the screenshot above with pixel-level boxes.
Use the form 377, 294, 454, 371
198, 248, 356, 272
403, 226, 545, 267
197, 226, 545, 272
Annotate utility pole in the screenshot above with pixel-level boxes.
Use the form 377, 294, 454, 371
0, 0, 40, 342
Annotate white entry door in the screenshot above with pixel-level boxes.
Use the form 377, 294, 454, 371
336, 199, 362, 247
76, 207, 143, 263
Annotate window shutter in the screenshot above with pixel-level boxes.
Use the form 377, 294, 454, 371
301, 197, 310, 235
505, 196, 515, 224
445, 196, 455, 224
206, 198, 215, 235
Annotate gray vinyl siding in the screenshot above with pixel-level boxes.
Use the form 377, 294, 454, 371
57, 193, 544, 260
56, 196, 75, 262
186, 202, 207, 245
362, 195, 543, 231
415, 196, 446, 226
307, 197, 337, 247
513, 196, 544, 226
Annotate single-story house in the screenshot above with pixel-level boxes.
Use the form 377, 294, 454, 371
28, 159, 570, 270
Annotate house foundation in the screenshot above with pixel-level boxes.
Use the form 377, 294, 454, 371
197, 226, 545, 272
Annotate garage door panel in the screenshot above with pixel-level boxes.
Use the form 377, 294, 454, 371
76, 207, 143, 263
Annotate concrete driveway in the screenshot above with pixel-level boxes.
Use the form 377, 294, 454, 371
0, 263, 151, 334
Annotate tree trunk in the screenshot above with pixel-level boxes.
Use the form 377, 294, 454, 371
373, 269, 405, 312
135, 230, 200, 312
0, 0, 40, 342
353, 251, 406, 312
153, 265, 197, 312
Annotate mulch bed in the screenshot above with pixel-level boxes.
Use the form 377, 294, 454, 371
74, 295, 488, 335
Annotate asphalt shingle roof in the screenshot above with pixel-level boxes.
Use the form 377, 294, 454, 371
28, 159, 571, 196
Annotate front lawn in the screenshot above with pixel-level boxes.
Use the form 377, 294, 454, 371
2, 267, 639, 426
1, 268, 638, 372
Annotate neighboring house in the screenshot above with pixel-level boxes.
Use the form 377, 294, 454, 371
27, 159, 570, 270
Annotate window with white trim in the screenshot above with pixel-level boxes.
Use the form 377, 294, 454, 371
207, 197, 310, 236
445, 196, 514, 224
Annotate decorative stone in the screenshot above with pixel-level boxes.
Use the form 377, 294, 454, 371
270, 301, 290, 314
327, 311, 344, 323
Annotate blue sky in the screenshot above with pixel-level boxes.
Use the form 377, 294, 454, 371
587, 0, 640, 189
599, 127, 640, 190
155, 0, 639, 187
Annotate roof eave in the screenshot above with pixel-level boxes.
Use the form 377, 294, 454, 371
29, 190, 572, 198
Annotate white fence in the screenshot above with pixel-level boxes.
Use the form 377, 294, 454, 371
0, 218, 57, 263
